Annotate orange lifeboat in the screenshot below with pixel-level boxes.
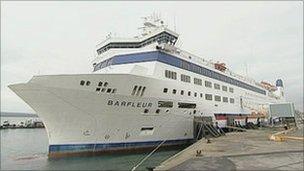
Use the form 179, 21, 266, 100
260, 81, 277, 91
214, 62, 227, 72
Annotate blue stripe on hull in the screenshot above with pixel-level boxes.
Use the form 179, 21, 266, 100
49, 139, 193, 153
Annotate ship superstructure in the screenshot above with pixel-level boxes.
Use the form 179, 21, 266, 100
9, 15, 286, 157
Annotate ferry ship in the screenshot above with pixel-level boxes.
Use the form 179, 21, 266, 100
9, 15, 286, 157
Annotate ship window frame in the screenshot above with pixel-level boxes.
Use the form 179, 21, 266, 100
86, 81, 91, 86
80, 80, 85, 86
158, 101, 173, 108
178, 102, 196, 109
205, 81, 212, 88
163, 88, 168, 93
229, 87, 234, 93
222, 85, 228, 92
214, 83, 220, 90
223, 97, 228, 103
132, 86, 138, 95
205, 94, 213, 101
230, 98, 235, 103
215, 95, 221, 102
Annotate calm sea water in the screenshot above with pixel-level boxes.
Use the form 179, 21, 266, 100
1, 119, 184, 170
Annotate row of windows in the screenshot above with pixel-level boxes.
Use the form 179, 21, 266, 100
92, 51, 266, 95
98, 81, 108, 87
80, 80, 91, 86
97, 32, 177, 54
157, 101, 197, 109
163, 88, 235, 104
165, 70, 177, 80
96, 87, 116, 94
131, 85, 146, 96
205, 94, 235, 103
166, 71, 235, 93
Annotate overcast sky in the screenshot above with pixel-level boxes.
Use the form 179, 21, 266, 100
1, 1, 303, 112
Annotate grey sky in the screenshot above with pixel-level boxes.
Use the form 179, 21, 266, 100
1, 1, 303, 112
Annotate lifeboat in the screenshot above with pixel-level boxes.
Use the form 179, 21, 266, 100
214, 62, 227, 72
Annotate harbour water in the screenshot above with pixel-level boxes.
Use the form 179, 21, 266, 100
1, 117, 184, 170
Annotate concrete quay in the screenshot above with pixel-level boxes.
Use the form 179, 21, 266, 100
155, 127, 304, 170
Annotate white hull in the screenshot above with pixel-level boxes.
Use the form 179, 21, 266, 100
9, 74, 196, 156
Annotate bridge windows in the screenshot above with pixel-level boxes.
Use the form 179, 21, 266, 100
223, 97, 228, 103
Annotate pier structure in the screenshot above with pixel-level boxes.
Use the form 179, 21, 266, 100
155, 127, 304, 170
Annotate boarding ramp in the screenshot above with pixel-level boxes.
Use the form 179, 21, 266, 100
193, 116, 225, 141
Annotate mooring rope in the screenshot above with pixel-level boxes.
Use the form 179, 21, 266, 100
131, 140, 166, 171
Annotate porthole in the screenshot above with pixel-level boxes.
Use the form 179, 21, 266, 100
101, 88, 106, 92
172, 89, 177, 94
166, 109, 170, 113
156, 109, 160, 114
98, 82, 103, 86
80, 80, 85, 86
106, 88, 112, 93
96, 88, 101, 91
144, 109, 149, 113
104, 82, 108, 87
163, 88, 168, 93
86, 81, 91, 86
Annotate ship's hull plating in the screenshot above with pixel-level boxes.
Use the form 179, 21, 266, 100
9, 74, 195, 157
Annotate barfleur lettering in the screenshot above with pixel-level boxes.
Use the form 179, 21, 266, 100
107, 100, 152, 108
